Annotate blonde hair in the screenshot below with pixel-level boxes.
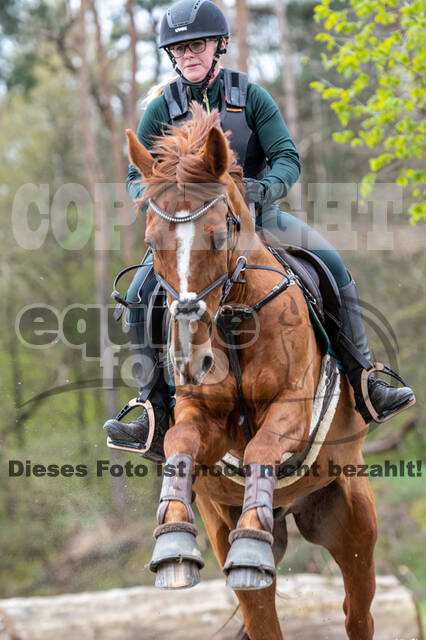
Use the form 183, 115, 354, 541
142, 63, 224, 107
142, 76, 178, 107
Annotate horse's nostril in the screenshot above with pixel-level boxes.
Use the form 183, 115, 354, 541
202, 354, 214, 373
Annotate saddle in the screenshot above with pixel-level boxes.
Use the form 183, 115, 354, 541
255, 226, 342, 353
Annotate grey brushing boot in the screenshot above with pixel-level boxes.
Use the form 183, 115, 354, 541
338, 278, 415, 424
103, 323, 171, 462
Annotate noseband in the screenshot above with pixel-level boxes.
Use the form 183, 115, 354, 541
148, 194, 248, 327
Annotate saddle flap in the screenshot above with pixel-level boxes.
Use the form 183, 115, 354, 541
279, 250, 323, 317
256, 226, 342, 345
284, 245, 342, 333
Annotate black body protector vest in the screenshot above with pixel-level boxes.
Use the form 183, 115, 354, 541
163, 68, 267, 179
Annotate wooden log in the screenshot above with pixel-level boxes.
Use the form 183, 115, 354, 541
0, 574, 422, 640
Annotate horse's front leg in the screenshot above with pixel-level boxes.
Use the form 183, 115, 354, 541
224, 399, 307, 592
149, 413, 225, 589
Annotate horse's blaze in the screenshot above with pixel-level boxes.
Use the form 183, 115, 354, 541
165, 208, 216, 385
175, 211, 195, 295
171, 324, 215, 386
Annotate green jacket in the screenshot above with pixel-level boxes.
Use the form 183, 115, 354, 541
126, 69, 300, 205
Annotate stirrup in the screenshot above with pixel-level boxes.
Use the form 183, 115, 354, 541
106, 397, 156, 454
360, 362, 416, 423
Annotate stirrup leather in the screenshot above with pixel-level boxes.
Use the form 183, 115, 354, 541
106, 397, 156, 454
360, 362, 416, 423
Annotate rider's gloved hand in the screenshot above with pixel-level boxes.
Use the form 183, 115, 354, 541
243, 178, 266, 207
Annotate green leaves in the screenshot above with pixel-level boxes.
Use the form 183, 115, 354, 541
369, 153, 393, 171
312, 0, 426, 222
316, 33, 336, 50
333, 130, 354, 143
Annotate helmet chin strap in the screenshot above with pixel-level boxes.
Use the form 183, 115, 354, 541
166, 39, 227, 90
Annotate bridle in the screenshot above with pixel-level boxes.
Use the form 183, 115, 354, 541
112, 187, 297, 445
148, 191, 298, 444
148, 192, 252, 329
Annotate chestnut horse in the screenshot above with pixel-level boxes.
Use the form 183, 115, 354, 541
126, 104, 377, 640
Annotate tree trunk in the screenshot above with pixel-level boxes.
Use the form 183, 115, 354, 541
311, 88, 327, 183
89, 0, 133, 265
213, 0, 231, 68
77, 0, 126, 517
125, 0, 138, 133
235, 0, 249, 73
276, 0, 299, 142
6, 275, 24, 447
0, 575, 421, 640
60, 264, 91, 468
150, 12, 163, 84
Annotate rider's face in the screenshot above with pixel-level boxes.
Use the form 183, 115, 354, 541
173, 38, 221, 84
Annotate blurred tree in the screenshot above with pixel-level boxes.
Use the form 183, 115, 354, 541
88, 0, 133, 263
0, 0, 170, 261
125, 0, 138, 132
235, 0, 249, 73
311, 0, 426, 222
78, 0, 126, 516
214, 0, 232, 67
276, 0, 299, 142
135, 0, 170, 83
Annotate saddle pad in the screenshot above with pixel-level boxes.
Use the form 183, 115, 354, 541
215, 353, 341, 488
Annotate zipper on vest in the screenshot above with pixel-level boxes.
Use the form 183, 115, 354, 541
202, 88, 211, 114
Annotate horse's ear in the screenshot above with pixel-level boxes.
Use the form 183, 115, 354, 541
202, 127, 230, 178
126, 129, 154, 178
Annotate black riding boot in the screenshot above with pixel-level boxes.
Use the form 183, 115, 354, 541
103, 324, 171, 462
338, 278, 415, 423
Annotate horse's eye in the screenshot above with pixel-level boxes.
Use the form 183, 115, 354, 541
212, 231, 227, 251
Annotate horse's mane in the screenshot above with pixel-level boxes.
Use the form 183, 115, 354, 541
141, 102, 243, 203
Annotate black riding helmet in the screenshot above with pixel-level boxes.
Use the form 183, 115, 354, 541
159, 0, 229, 89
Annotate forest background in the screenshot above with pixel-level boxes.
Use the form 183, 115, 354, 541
0, 0, 425, 625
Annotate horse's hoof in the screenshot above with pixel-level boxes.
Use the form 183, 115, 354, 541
149, 529, 204, 589
226, 566, 273, 591
155, 559, 200, 590
223, 536, 276, 591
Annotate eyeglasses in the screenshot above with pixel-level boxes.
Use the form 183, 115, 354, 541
168, 38, 218, 58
